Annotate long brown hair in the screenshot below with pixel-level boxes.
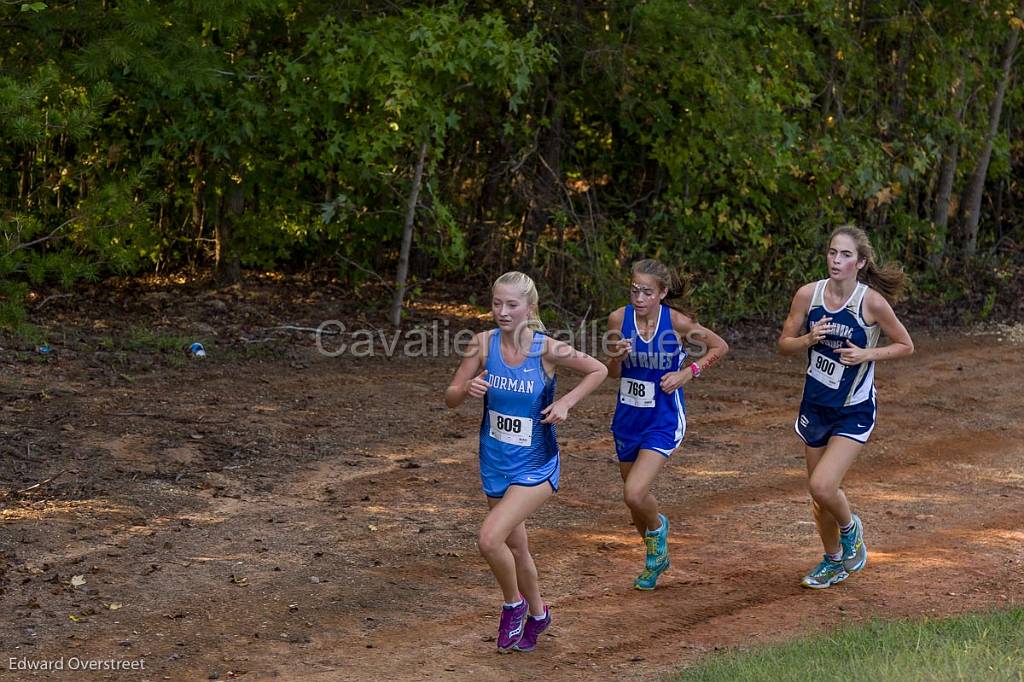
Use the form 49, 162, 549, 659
830, 225, 908, 302
631, 258, 693, 316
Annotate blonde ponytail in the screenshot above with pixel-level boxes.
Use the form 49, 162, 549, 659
492, 271, 546, 332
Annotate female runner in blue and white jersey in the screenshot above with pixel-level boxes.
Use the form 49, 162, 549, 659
446, 271, 606, 652
606, 259, 729, 590
778, 226, 914, 589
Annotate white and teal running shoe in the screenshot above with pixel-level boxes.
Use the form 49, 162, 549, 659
840, 513, 867, 573
801, 555, 849, 589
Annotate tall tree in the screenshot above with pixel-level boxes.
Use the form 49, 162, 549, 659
961, 1, 1024, 259
280, 4, 550, 324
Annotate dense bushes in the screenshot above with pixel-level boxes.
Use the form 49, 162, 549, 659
1, 1, 1021, 330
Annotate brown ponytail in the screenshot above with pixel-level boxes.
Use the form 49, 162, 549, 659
829, 225, 908, 302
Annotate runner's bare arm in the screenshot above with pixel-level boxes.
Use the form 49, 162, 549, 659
670, 309, 729, 375
605, 307, 629, 379
539, 338, 608, 424
445, 331, 489, 408
836, 290, 914, 365
778, 283, 827, 356
658, 310, 729, 392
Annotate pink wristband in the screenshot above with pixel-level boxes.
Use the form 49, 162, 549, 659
690, 362, 701, 378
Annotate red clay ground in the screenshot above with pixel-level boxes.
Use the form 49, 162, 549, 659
1, 278, 1023, 681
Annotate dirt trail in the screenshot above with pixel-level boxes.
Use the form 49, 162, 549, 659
2, 314, 1023, 681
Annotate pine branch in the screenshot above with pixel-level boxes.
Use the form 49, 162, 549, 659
5, 216, 78, 255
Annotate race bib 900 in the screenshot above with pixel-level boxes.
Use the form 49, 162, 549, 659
619, 378, 656, 408
488, 410, 533, 446
807, 349, 843, 389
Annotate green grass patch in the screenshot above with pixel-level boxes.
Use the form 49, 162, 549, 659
121, 325, 194, 353
675, 608, 1024, 682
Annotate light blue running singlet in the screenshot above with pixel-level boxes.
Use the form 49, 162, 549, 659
478, 330, 560, 497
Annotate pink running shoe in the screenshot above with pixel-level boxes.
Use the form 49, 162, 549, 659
496, 597, 528, 652
513, 605, 551, 652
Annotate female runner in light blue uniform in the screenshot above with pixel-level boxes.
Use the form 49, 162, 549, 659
779, 226, 914, 588
446, 272, 606, 652
606, 259, 729, 590
477, 329, 560, 497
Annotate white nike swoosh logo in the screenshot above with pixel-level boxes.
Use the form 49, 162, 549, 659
523, 368, 536, 373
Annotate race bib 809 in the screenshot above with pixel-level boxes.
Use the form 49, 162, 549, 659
488, 410, 533, 446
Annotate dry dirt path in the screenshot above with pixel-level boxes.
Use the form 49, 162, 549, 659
1, 329, 1022, 681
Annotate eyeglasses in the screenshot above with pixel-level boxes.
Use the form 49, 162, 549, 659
630, 284, 657, 298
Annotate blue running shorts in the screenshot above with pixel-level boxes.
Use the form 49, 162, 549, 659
613, 429, 684, 463
794, 397, 876, 448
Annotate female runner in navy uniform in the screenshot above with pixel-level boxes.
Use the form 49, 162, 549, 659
606, 259, 729, 590
446, 271, 606, 651
778, 226, 914, 588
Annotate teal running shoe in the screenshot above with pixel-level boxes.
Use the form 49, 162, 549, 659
840, 514, 867, 573
634, 555, 669, 591
643, 514, 669, 570
801, 555, 849, 589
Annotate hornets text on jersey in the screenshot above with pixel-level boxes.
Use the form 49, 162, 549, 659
611, 304, 687, 460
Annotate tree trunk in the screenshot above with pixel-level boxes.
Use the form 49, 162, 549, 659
888, 17, 913, 139
931, 141, 959, 267
473, 103, 512, 270
191, 145, 206, 269
961, 2, 1022, 259
215, 178, 243, 284
389, 139, 429, 327
519, 88, 564, 270
931, 65, 968, 268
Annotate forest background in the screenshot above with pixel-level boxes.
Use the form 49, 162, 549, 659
2, 0, 1022, 333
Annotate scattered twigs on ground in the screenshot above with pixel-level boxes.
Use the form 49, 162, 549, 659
239, 324, 345, 344
1, 469, 69, 500
34, 293, 72, 311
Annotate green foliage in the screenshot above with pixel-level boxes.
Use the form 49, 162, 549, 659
0, 0, 1022, 327
0, 213, 97, 333
273, 2, 551, 277
674, 608, 1024, 681
0, 280, 29, 331
418, 186, 468, 277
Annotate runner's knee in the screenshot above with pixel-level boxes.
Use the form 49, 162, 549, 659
505, 533, 530, 559
623, 485, 648, 510
808, 475, 839, 504
477, 527, 507, 557
810, 498, 824, 518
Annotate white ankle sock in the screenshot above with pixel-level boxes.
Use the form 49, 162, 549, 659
504, 598, 524, 609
